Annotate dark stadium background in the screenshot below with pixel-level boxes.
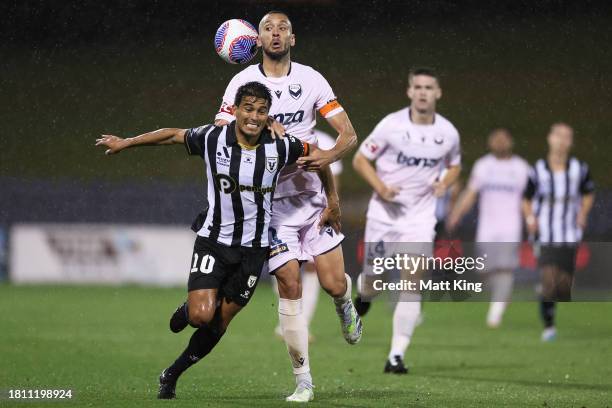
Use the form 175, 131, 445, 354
2, 0, 612, 279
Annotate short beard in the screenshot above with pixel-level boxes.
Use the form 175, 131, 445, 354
263, 46, 290, 61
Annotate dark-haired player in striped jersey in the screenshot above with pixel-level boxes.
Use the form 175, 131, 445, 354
522, 123, 595, 342
96, 82, 335, 400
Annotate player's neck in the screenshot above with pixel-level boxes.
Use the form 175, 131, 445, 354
262, 55, 291, 77
234, 125, 260, 147
409, 107, 435, 125
548, 151, 568, 170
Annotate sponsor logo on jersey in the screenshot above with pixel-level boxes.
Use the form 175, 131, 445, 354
216, 147, 231, 166
434, 135, 444, 145
247, 275, 258, 288
214, 174, 274, 194
242, 154, 254, 165
396, 151, 441, 168
274, 90, 282, 98
272, 111, 305, 126
266, 156, 278, 172
289, 84, 302, 99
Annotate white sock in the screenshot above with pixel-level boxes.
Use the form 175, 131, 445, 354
487, 302, 507, 326
487, 271, 513, 325
389, 296, 421, 360
301, 269, 320, 327
278, 298, 311, 380
489, 270, 514, 302
333, 273, 352, 309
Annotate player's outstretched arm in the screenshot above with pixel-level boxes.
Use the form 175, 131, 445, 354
96, 128, 187, 155
352, 151, 399, 202
297, 111, 357, 171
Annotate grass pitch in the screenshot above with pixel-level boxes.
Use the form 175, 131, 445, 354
1, 284, 611, 407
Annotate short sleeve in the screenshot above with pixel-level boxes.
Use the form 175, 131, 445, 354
358, 116, 390, 160
445, 129, 461, 167
467, 160, 483, 192
579, 162, 595, 194
523, 166, 537, 199
215, 74, 242, 123
285, 135, 308, 166
314, 71, 344, 119
184, 125, 212, 157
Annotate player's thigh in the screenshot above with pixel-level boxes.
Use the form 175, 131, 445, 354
186, 236, 229, 323
220, 245, 268, 308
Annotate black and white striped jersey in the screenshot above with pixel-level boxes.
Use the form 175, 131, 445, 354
184, 122, 308, 248
524, 157, 595, 244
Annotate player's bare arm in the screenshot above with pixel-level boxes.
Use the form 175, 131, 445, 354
522, 198, 538, 236
297, 111, 357, 171
316, 164, 341, 233
352, 151, 399, 202
96, 128, 187, 155
447, 187, 478, 232
578, 193, 595, 229
433, 164, 461, 197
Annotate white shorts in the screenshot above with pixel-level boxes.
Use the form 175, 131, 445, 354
362, 218, 435, 276
476, 242, 520, 272
268, 191, 344, 273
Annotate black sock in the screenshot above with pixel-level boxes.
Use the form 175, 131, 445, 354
166, 321, 225, 379
539, 301, 556, 328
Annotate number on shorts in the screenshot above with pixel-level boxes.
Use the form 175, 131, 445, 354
191, 253, 216, 274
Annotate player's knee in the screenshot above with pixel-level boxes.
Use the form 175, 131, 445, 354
274, 264, 302, 299
320, 274, 346, 298
188, 304, 215, 327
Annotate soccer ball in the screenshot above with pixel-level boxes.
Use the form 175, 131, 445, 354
214, 19, 259, 64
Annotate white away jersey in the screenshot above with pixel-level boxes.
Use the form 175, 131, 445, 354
468, 154, 530, 242
359, 108, 461, 227
216, 62, 343, 198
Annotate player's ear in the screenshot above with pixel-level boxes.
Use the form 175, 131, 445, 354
435, 87, 442, 100
256, 36, 262, 48
290, 33, 296, 47
406, 86, 413, 100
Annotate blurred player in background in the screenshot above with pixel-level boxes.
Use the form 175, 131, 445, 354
212, 11, 360, 402
522, 123, 595, 341
447, 129, 529, 327
353, 67, 461, 373
273, 128, 343, 342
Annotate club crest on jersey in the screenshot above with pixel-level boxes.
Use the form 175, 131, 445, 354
247, 275, 257, 288
266, 156, 278, 173
288, 84, 302, 99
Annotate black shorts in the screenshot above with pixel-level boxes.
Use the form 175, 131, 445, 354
187, 236, 268, 307
538, 244, 577, 274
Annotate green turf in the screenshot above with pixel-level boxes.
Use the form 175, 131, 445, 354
1, 284, 611, 407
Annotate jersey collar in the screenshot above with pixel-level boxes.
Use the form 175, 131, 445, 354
258, 62, 292, 77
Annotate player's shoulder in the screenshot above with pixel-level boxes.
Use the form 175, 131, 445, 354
378, 107, 409, 127
229, 64, 263, 82
511, 154, 530, 169
433, 113, 460, 136
290, 61, 331, 84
